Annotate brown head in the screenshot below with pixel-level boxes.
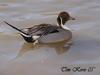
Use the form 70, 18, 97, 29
57, 11, 75, 26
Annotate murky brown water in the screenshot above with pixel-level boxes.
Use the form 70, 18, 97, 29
0, 0, 100, 75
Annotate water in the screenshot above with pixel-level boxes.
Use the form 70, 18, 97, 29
0, 0, 100, 75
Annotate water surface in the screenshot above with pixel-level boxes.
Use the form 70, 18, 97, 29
0, 0, 100, 75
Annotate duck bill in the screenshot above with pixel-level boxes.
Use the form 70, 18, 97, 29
4, 21, 29, 36
69, 16, 75, 20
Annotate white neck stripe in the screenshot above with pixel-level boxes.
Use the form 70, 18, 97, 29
60, 17, 71, 30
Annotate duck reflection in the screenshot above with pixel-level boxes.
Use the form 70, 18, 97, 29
16, 40, 72, 59
40, 40, 72, 54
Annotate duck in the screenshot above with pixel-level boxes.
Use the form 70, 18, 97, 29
4, 11, 75, 45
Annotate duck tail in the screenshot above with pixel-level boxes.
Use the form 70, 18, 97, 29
4, 21, 30, 37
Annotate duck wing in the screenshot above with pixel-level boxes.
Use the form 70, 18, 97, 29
26, 24, 59, 36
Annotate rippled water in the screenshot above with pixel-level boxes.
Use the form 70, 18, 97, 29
0, 0, 100, 75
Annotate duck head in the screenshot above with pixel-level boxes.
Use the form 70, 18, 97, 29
57, 11, 75, 30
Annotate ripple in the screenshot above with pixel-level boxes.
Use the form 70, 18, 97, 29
10, 13, 43, 21
0, 12, 44, 21
0, 3, 24, 8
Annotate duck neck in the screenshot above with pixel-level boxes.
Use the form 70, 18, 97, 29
59, 17, 71, 30
60, 24, 71, 30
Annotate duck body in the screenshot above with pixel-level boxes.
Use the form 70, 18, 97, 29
21, 24, 72, 43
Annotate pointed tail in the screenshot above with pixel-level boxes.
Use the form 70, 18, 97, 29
4, 21, 30, 37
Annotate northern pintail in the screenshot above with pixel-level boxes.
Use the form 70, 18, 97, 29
4, 11, 75, 45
